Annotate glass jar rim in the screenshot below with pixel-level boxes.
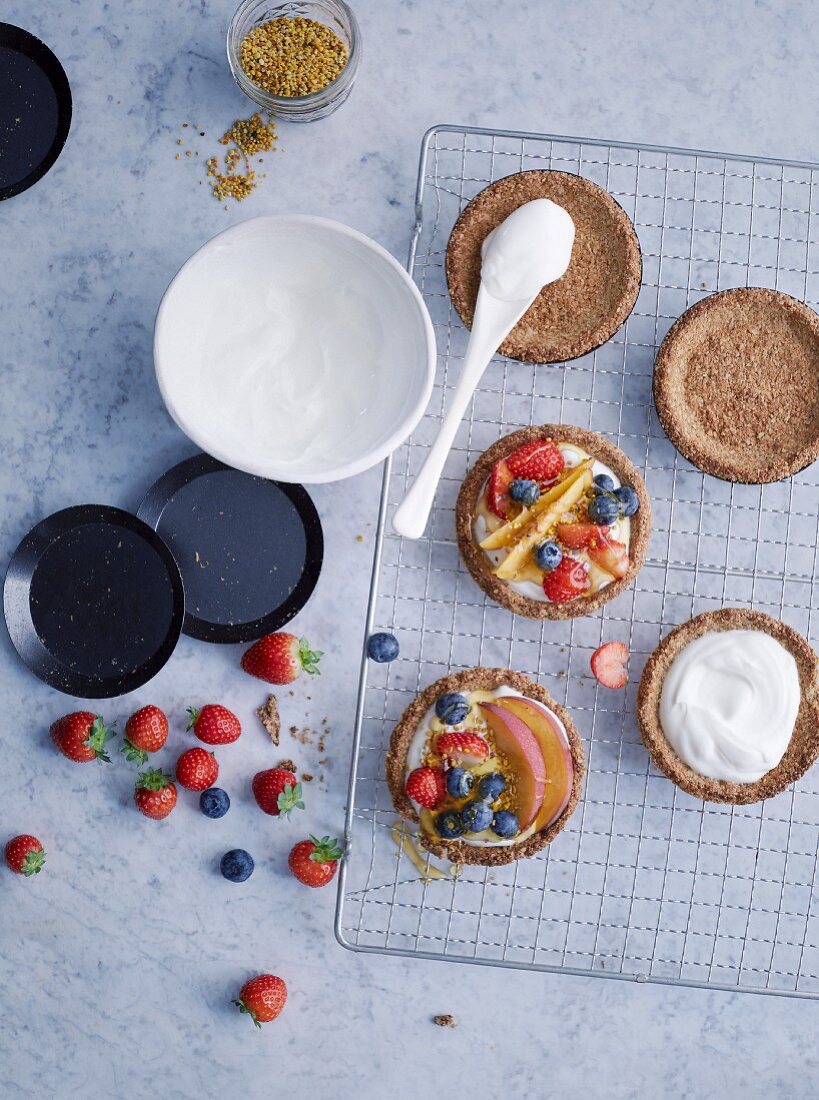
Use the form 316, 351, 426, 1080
227, 0, 361, 109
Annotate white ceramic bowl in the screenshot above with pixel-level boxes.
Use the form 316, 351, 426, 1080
154, 215, 436, 483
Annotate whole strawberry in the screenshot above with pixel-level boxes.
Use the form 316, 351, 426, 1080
241, 633, 322, 684
233, 974, 287, 1027
122, 705, 169, 765
288, 835, 343, 888
50, 712, 114, 763
187, 704, 241, 745
252, 767, 304, 818
176, 747, 219, 791
134, 769, 178, 819
5, 834, 45, 876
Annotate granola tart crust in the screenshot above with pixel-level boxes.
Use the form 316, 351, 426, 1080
637, 608, 819, 805
455, 424, 652, 620
385, 667, 586, 866
446, 169, 642, 364
653, 288, 819, 484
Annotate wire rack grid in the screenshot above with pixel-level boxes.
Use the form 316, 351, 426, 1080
335, 124, 819, 997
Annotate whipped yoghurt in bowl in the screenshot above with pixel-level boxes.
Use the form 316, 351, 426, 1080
154, 215, 436, 483
659, 629, 800, 783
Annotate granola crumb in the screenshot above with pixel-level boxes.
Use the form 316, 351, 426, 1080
256, 694, 281, 744
433, 1014, 457, 1028
302, 773, 314, 782
278, 758, 297, 772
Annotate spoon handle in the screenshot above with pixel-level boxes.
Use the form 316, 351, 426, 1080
392, 288, 533, 539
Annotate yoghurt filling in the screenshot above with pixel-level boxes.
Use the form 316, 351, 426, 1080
658, 630, 801, 783
405, 685, 572, 848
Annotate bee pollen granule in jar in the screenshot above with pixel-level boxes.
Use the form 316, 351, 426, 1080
239, 16, 347, 97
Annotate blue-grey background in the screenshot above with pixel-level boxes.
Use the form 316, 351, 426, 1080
1, 2, 817, 1097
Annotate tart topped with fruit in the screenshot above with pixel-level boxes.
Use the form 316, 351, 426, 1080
386, 668, 585, 866
456, 425, 651, 619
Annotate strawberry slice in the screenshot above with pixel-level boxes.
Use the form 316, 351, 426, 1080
587, 531, 629, 579
487, 458, 514, 519
506, 440, 564, 482
556, 522, 607, 549
435, 731, 490, 765
542, 557, 590, 603
591, 642, 629, 689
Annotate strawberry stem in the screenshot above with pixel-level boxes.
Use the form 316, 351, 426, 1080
121, 738, 148, 766
297, 638, 323, 676
85, 716, 115, 763
136, 768, 173, 791
276, 782, 305, 818
21, 848, 45, 876
308, 835, 343, 863
185, 706, 200, 731
232, 999, 262, 1028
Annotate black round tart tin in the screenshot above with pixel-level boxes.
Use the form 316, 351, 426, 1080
3, 506, 184, 698
137, 453, 323, 644
0, 23, 72, 201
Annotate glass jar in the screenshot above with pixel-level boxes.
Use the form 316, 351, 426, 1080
227, 0, 361, 122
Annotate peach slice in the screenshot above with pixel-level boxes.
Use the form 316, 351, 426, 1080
493, 696, 573, 830
479, 703, 546, 829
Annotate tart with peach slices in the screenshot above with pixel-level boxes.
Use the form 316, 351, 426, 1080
386, 667, 585, 866
456, 425, 651, 619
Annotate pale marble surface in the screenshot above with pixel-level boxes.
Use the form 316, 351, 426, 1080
1, 1, 818, 1097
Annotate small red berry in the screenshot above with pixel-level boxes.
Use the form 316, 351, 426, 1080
122, 705, 169, 764
187, 704, 241, 745
288, 836, 343, 888
251, 767, 304, 818
5, 835, 45, 876
233, 974, 287, 1027
134, 769, 178, 819
175, 747, 218, 791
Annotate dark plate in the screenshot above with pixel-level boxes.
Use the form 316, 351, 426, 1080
137, 454, 323, 644
3, 505, 185, 698
0, 23, 72, 200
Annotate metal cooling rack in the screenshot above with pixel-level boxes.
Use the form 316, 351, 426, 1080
335, 124, 819, 997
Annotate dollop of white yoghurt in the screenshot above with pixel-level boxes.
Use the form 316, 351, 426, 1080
659, 630, 800, 783
480, 199, 575, 301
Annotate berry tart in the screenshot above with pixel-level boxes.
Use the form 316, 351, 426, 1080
653, 288, 819, 483
456, 425, 651, 619
446, 169, 642, 364
637, 608, 819, 804
386, 667, 585, 866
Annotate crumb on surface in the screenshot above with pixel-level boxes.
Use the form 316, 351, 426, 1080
302, 773, 314, 782
256, 694, 280, 744
432, 1014, 457, 1028
278, 758, 297, 772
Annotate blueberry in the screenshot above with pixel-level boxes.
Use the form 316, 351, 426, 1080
199, 787, 230, 819
435, 810, 465, 839
435, 692, 470, 725
593, 473, 616, 492
614, 485, 639, 517
491, 810, 520, 838
534, 540, 562, 571
477, 772, 506, 802
587, 493, 619, 525
367, 632, 399, 663
446, 766, 473, 799
509, 479, 541, 506
460, 799, 494, 833
220, 849, 254, 882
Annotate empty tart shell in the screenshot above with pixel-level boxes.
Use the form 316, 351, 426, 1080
386, 667, 585, 866
637, 608, 819, 805
446, 169, 642, 363
653, 287, 819, 483
456, 424, 652, 620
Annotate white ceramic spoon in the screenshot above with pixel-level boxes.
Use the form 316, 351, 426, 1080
392, 199, 575, 540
